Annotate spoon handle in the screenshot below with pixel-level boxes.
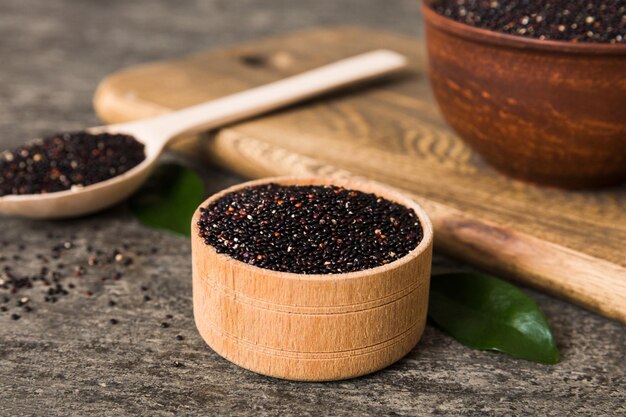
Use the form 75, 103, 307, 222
124, 49, 407, 146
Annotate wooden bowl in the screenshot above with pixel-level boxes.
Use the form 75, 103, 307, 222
422, 1, 626, 189
191, 177, 433, 381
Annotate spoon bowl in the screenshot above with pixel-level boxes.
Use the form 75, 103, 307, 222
0, 50, 407, 219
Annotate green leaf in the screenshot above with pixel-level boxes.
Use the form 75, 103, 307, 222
428, 272, 559, 364
129, 163, 204, 236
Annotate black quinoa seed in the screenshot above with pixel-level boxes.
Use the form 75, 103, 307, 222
197, 184, 423, 274
432, 0, 626, 44
0, 236, 140, 315
0, 132, 145, 196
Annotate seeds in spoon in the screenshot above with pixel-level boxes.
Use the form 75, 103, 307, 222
197, 184, 423, 274
0, 131, 145, 196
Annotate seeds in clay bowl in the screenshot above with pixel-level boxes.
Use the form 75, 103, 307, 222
191, 177, 434, 381
196, 183, 423, 274
0, 132, 145, 196
432, 0, 626, 43
422, 0, 626, 188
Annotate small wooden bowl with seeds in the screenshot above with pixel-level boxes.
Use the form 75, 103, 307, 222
191, 177, 433, 381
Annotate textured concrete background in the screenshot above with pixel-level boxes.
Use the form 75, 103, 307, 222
0, 1, 624, 416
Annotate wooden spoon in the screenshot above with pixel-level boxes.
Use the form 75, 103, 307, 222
0, 50, 406, 219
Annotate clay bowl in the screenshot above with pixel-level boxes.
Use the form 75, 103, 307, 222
191, 177, 433, 381
422, 1, 626, 189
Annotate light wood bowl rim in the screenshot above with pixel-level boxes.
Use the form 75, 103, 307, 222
191, 176, 433, 282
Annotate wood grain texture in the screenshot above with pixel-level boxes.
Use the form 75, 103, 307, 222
4, 1, 625, 415
191, 177, 433, 381
93, 27, 626, 323
208, 132, 626, 323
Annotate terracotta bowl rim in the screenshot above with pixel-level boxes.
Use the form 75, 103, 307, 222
422, 0, 626, 55
192, 176, 434, 282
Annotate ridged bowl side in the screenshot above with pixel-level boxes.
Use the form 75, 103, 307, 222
191, 176, 433, 381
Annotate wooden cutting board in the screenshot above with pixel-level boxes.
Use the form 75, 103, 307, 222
93, 27, 626, 323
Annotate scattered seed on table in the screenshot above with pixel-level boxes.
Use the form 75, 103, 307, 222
10, 313, 20, 320
160, 322, 170, 328
110, 318, 119, 325
0, 235, 157, 322
175, 335, 184, 341
197, 184, 423, 274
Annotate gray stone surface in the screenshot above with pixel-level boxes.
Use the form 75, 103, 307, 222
0, 1, 624, 416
